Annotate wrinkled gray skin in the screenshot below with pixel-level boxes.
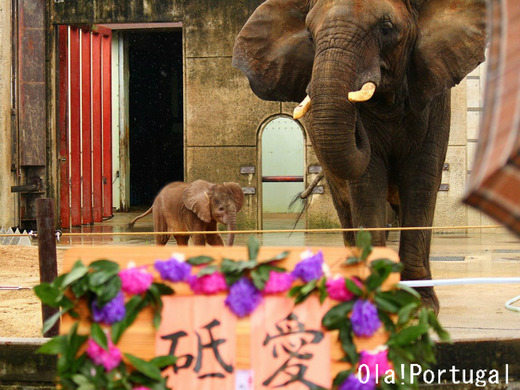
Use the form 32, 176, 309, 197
233, 0, 486, 313
129, 180, 245, 246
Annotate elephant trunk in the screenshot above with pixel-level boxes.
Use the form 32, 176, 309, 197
226, 212, 237, 246
307, 49, 371, 181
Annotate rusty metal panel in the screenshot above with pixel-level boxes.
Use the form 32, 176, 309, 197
52, 0, 184, 24
18, 0, 45, 166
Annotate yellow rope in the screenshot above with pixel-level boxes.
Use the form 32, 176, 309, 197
0, 224, 505, 238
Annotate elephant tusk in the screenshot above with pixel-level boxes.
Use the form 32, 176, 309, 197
293, 95, 311, 119
348, 82, 376, 102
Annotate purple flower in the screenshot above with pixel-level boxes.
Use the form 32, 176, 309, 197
188, 272, 228, 294
291, 250, 324, 282
225, 278, 262, 317
326, 276, 363, 301
91, 291, 126, 324
351, 299, 381, 337
154, 256, 191, 282
119, 266, 154, 294
86, 338, 122, 371
339, 373, 376, 390
263, 271, 294, 294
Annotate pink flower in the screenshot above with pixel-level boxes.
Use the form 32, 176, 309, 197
188, 272, 228, 294
133, 387, 151, 390
326, 276, 363, 301
263, 271, 294, 294
358, 347, 393, 378
119, 266, 154, 294
86, 338, 122, 371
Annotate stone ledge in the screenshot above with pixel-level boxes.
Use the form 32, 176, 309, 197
0, 338, 518, 389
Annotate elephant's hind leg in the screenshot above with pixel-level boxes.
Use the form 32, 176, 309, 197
174, 235, 190, 246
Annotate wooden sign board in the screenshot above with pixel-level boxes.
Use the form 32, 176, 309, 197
62, 245, 400, 389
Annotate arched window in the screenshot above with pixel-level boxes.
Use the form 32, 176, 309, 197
260, 116, 305, 217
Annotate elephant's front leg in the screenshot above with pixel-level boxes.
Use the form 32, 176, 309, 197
191, 220, 208, 246
205, 221, 224, 246
347, 164, 389, 247
398, 178, 440, 314
326, 173, 356, 245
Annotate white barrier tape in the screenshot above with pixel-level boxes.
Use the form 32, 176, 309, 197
399, 277, 520, 288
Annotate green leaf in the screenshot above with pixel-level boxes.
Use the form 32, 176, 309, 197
89, 259, 120, 273
345, 256, 362, 265
338, 322, 358, 363
61, 261, 89, 288
37, 335, 67, 355
397, 284, 422, 299
125, 353, 163, 381
428, 309, 451, 342
34, 283, 62, 307
251, 269, 267, 291
319, 278, 328, 304
90, 323, 108, 350
42, 309, 67, 335
390, 323, 429, 347
150, 282, 174, 296
397, 302, 420, 326
247, 236, 260, 260
197, 265, 219, 277
374, 293, 401, 313
111, 295, 146, 344
187, 255, 214, 266
70, 276, 90, 298
93, 276, 121, 306
345, 278, 363, 296
150, 355, 178, 368
300, 280, 317, 295
322, 301, 354, 330
264, 250, 290, 263
88, 268, 119, 287
288, 285, 302, 297
355, 230, 372, 260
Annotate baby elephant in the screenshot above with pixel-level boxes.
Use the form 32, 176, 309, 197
129, 180, 245, 246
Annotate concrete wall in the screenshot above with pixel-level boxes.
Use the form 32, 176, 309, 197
46, 1, 487, 232
0, 0, 15, 228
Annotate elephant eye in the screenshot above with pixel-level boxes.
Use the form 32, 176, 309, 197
380, 20, 394, 36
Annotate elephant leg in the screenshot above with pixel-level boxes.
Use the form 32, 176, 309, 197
205, 221, 224, 246
398, 180, 440, 314
398, 93, 450, 315
347, 163, 389, 247
174, 235, 190, 246
326, 174, 355, 245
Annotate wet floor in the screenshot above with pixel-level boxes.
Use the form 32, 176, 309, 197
57, 211, 520, 341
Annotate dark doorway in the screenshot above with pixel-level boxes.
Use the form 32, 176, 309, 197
128, 30, 183, 207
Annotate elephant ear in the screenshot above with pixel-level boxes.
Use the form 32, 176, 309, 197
182, 180, 214, 223
223, 182, 245, 212
408, 0, 486, 111
232, 0, 314, 103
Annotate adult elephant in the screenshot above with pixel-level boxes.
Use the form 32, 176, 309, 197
233, 0, 486, 313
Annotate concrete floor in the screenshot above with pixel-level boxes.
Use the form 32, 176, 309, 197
57, 211, 520, 342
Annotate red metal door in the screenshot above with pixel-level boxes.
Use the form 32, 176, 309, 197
58, 26, 113, 228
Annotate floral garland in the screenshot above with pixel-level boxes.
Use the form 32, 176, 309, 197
35, 232, 449, 390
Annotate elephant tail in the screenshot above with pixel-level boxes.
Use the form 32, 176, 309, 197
128, 207, 153, 228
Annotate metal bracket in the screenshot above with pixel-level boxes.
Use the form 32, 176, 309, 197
242, 186, 256, 195
439, 184, 450, 191
240, 166, 255, 174
308, 165, 322, 174
312, 186, 324, 194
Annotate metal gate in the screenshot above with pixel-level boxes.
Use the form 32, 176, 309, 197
58, 26, 113, 228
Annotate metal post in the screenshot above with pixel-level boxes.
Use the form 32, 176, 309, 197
36, 198, 59, 337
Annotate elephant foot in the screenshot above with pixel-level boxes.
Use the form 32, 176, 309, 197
416, 287, 440, 315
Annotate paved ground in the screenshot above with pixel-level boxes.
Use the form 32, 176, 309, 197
57, 211, 520, 342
